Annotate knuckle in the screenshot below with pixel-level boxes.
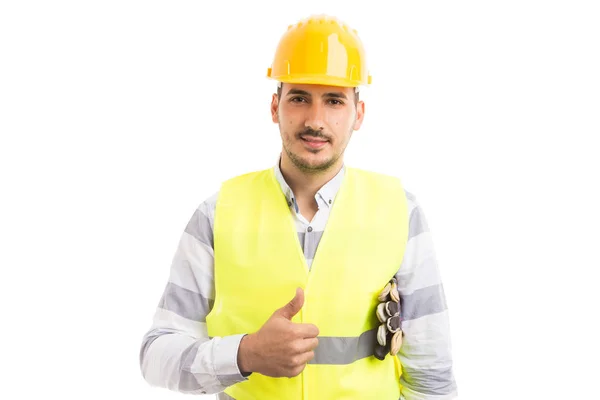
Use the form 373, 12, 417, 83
290, 325, 302, 336
290, 342, 303, 353
288, 357, 300, 368
308, 350, 315, 361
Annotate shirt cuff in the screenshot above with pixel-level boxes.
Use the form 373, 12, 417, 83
213, 333, 251, 387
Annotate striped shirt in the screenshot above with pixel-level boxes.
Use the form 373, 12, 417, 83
139, 157, 458, 399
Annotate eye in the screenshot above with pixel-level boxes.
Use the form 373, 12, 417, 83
328, 99, 344, 105
290, 96, 307, 103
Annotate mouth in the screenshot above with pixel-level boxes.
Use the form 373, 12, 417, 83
300, 135, 329, 149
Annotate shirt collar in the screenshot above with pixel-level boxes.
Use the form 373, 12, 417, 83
273, 154, 345, 210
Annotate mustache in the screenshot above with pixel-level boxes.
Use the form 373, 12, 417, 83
297, 128, 331, 141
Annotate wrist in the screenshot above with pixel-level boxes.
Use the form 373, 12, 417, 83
237, 334, 256, 376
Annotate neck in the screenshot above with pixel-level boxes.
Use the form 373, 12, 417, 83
279, 153, 343, 200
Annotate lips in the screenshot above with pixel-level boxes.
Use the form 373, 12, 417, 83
301, 136, 328, 143
300, 135, 328, 149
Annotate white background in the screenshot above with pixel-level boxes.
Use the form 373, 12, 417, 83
1, 1, 599, 399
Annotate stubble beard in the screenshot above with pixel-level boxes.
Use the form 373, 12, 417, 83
281, 126, 352, 175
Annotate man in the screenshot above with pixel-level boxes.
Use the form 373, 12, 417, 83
140, 14, 457, 399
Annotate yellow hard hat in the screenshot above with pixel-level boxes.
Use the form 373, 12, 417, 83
267, 14, 372, 88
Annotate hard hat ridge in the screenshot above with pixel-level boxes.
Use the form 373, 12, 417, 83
267, 14, 371, 88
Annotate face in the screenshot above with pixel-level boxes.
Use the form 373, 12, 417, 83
271, 83, 365, 174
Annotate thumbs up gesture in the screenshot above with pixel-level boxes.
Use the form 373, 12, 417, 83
374, 278, 403, 360
237, 288, 320, 378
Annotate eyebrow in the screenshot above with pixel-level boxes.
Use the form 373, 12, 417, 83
286, 88, 348, 100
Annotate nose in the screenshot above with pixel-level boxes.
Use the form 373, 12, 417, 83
304, 103, 326, 131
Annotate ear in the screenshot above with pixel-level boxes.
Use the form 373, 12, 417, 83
271, 93, 279, 123
353, 100, 365, 130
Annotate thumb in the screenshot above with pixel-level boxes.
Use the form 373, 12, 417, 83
277, 287, 304, 320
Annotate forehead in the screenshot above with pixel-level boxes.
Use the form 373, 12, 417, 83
281, 83, 355, 97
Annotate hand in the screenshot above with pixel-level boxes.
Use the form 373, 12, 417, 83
374, 278, 403, 360
237, 287, 319, 378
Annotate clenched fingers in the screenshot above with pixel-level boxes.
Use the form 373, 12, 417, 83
293, 323, 319, 338
290, 337, 319, 354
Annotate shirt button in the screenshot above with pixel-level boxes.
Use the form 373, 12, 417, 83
329, 199, 332, 204
287, 201, 291, 207
308, 226, 313, 232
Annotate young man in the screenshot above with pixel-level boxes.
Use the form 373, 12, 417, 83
140, 14, 457, 400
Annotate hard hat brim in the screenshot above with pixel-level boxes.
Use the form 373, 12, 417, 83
267, 72, 371, 88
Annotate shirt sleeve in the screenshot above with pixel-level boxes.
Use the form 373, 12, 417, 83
139, 192, 249, 395
395, 192, 458, 399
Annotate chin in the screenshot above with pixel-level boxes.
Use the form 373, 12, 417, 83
297, 156, 336, 171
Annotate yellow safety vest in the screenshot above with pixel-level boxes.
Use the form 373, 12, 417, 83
206, 166, 409, 399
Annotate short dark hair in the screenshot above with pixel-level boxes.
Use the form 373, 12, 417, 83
277, 83, 359, 105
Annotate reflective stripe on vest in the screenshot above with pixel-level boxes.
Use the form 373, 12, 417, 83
207, 166, 409, 400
